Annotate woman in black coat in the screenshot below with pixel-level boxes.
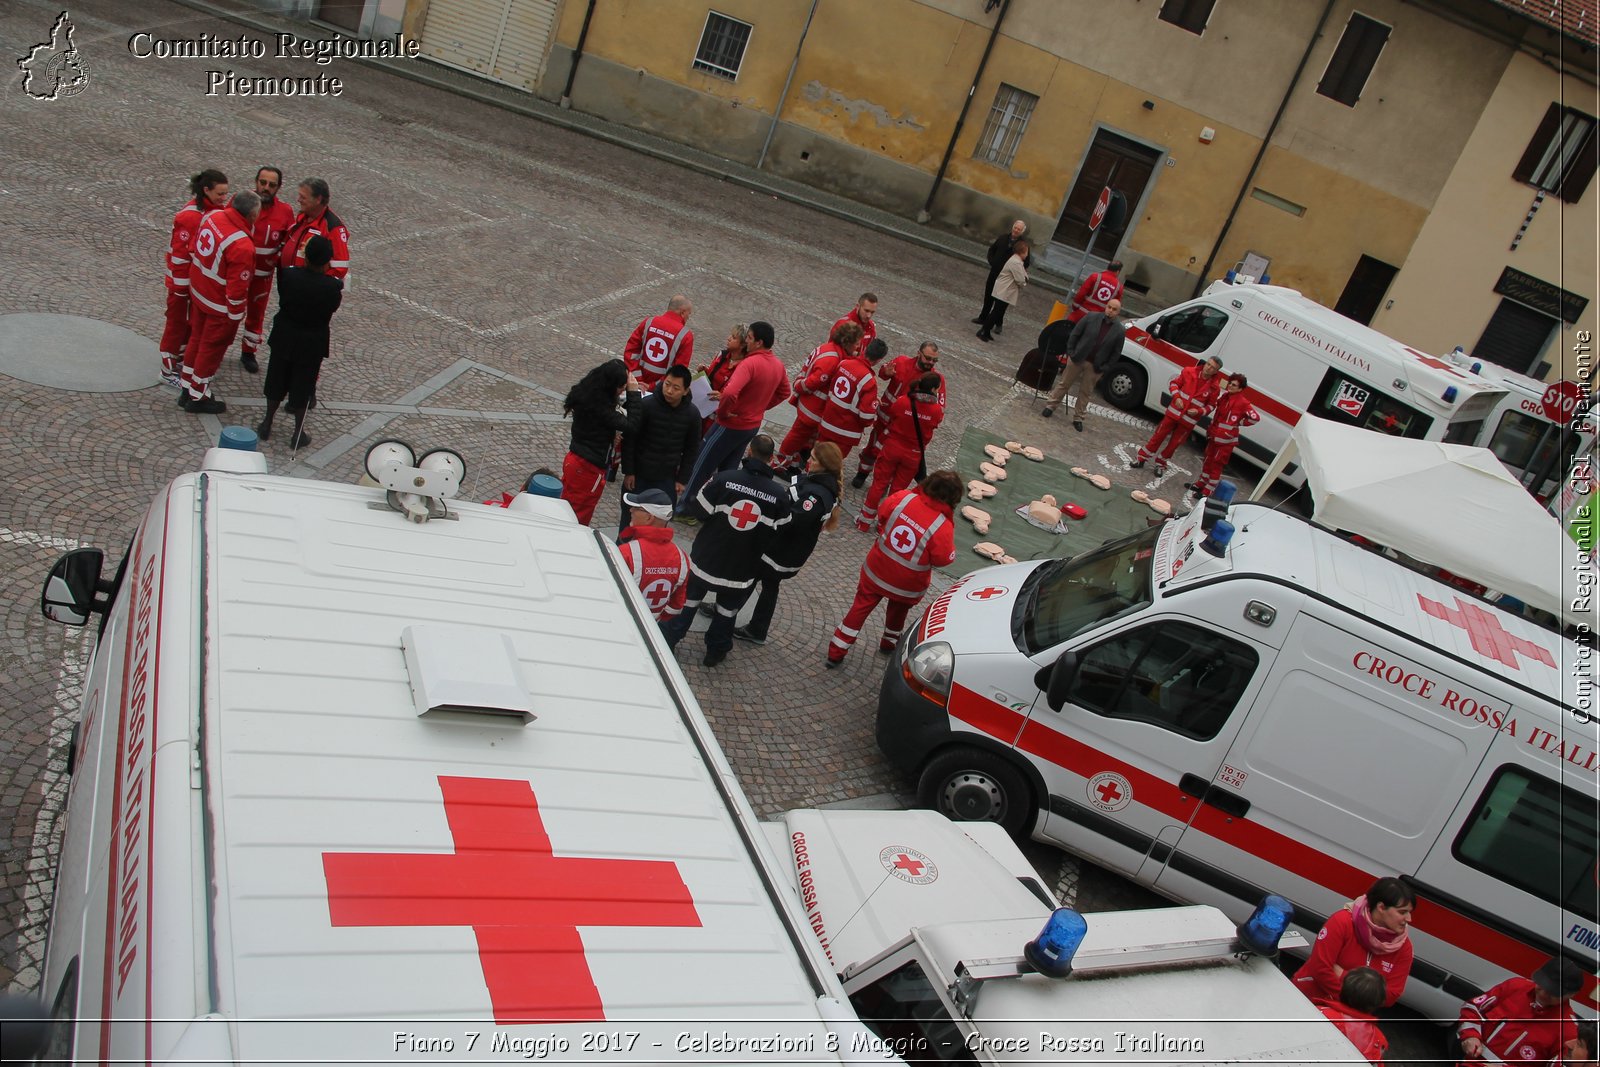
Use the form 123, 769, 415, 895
733, 442, 843, 644
559, 358, 641, 525
257, 234, 343, 449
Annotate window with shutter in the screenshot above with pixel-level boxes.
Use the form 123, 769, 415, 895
1158, 0, 1217, 35
1513, 103, 1598, 203
1316, 13, 1390, 107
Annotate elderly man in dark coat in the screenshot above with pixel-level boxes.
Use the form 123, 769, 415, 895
972, 219, 1029, 333
257, 234, 343, 449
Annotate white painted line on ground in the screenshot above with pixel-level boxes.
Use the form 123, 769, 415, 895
0, 527, 83, 551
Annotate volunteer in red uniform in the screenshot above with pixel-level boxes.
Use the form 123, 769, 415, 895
676, 321, 790, 519
1190, 374, 1259, 496
853, 341, 944, 488
813, 338, 886, 462
238, 166, 295, 374
697, 324, 750, 436
159, 168, 228, 386
1457, 957, 1582, 1066
827, 470, 960, 667
1313, 968, 1389, 1065
281, 177, 349, 282
1132, 355, 1224, 474
775, 320, 860, 469
617, 489, 690, 630
180, 190, 261, 413
1067, 260, 1123, 323
832, 292, 878, 358
622, 294, 694, 390
1293, 877, 1415, 1008
857, 372, 945, 531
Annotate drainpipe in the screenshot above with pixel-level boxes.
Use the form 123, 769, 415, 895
918, 0, 1010, 224
1191, 0, 1337, 297
559, 0, 598, 109
757, 0, 821, 170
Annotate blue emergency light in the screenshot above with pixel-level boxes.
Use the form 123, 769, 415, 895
1236, 894, 1295, 957
1024, 908, 1088, 978
1212, 480, 1238, 505
1201, 520, 1235, 557
1443, 385, 1459, 403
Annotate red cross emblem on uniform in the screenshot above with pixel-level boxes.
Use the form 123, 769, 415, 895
892, 853, 925, 876
727, 500, 762, 530
321, 776, 701, 1023
1417, 594, 1555, 670
888, 523, 918, 554
1095, 779, 1123, 804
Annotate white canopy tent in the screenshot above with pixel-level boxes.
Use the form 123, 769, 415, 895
1248, 416, 1589, 629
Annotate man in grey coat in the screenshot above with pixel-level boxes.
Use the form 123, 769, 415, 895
1042, 298, 1124, 431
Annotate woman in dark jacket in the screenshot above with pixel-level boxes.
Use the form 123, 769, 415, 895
559, 358, 641, 525
256, 234, 343, 449
733, 442, 843, 644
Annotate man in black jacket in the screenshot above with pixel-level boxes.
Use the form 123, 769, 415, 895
618, 365, 701, 535
661, 434, 791, 667
1042, 298, 1125, 432
972, 219, 1029, 332
257, 234, 343, 449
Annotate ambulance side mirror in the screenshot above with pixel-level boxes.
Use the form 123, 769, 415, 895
41, 548, 106, 627
1148, 321, 1164, 339
1037, 651, 1080, 713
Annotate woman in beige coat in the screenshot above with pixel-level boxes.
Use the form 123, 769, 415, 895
976, 239, 1029, 342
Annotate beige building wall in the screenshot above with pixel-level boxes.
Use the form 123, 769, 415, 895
1372, 51, 1599, 384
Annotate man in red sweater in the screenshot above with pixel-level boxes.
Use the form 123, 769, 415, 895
675, 320, 790, 520
1458, 957, 1582, 1066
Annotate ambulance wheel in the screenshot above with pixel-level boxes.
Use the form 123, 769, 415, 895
1101, 360, 1146, 411
919, 748, 1032, 838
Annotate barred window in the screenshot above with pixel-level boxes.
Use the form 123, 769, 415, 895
973, 84, 1038, 168
692, 12, 752, 80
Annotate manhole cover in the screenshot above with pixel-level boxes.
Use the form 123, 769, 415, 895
0, 314, 161, 392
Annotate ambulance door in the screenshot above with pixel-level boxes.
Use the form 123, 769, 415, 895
1021, 613, 1272, 880
1412, 723, 1600, 1015
1112, 300, 1235, 412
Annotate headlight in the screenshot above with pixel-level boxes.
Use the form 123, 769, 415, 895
903, 641, 953, 707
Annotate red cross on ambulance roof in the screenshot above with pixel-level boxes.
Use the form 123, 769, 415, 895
1417, 594, 1555, 671
1406, 348, 1467, 377
322, 776, 701, 1024
727, 500, 761, 530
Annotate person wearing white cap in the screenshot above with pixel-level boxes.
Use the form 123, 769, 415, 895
618, 489, 689, 628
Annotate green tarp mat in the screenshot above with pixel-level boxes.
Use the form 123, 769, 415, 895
943, 426, 1169, 578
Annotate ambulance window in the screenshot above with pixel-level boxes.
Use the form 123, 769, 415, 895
1314, 370, 1433, 439
1487, 411, 1575, 476
849, 958, 975, 1063
1067, 621, 1258, 741
1024, 525, 1160, 651
1153, 305, 1230, 354
1453, 765, 1598, 923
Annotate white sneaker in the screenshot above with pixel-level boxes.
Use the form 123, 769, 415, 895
160, 367, 181, 387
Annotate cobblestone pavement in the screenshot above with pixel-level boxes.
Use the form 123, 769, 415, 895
0, 0, 1345, 1027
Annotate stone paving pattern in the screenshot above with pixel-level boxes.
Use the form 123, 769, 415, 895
1, 0, 1290, 997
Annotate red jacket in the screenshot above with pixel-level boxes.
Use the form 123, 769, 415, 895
832, 309, 876, 358
1293, 908, 1412, 1007
623, 310, 694, 389
1316, 1002, 1388, 1064
818, 356, 879, 442
282, 206, 350, 282
1457, 977, 1578, 1066
1207, 390, 1260, 447
1068, 269, 1123, 321
716, 348, 790, 430
880, 391, 945, 462
794, 343, 845, 420
164, 199, 207, 295
1165, 363, 1224, 425
189, 204, 257, 322
862, 488, 956, 602
878, 354, 947, 412
618, 526, 690, 621
249, 197, 296, 283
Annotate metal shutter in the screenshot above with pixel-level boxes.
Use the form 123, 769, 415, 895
1473, 298, 1557, 375
420, 0, 507, 78
493, 0, 559, 92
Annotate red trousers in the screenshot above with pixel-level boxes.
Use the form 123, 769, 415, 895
241, 273, 274, 354
1136, 415, 1195, 469
159, 291, 190, 369
776, 412, 821, 468
829, 570, 919, 662
560, 452, 607, 526
856, 408, 891, 473
181, 304, 239, 400
859, 446, 920, 526
1193, 441, 1237, 495
816, 425, 863, 462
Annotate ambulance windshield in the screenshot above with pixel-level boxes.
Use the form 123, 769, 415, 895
1022, 525, 1159, 652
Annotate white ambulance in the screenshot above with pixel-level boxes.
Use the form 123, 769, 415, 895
1464, 359, 1595, 503
33, 442, 883, 1063
876, 500, 1599, 1022
764, 807, 1369, 1064
1102, 283, 1508, 488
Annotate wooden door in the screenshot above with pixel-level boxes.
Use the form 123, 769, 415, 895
1051, 131, 1159, 250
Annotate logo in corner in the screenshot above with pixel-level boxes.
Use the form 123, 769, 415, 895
17, 12, 91, 101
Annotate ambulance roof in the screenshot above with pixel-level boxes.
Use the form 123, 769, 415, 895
183, 471, 840, 1060
914, 907, 1366, 1064
1168, 503, 1582, 710
1223, 284, 1503, 410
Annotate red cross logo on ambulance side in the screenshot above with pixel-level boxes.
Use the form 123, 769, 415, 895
879, 845, 938, 885
1087, 772, 1132, 812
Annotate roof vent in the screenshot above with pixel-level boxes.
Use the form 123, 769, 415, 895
401, 625, 535, 724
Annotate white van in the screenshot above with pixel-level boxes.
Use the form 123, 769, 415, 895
876, 500, 1598, 1022
33, 444, 879, 1063
1103, 283, 1507, 488
1465, 360, 1595, 503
